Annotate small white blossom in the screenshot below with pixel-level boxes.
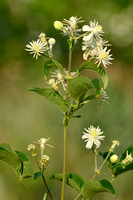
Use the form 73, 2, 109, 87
51, 70, 66, 90
109, 140, 119, 152
63, 69, 79, 80
27, 144, 36, 151
82, 20, 104, 43
35, 137, 53, 150
110, 154, 118, 163
94, 46, 113, 68
47, 78, 59, 91
41, 155, 50, 165
98, 88, 109, 103
27, 144, 36, 156
82, 125, 105, 149
122, 151, 133, 164
25, 39, 48, 59
38, 33, 47, 45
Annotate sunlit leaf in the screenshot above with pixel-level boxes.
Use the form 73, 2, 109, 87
68, 76, 94, 100
79, 61, 108, 89
28, 87, 69, 113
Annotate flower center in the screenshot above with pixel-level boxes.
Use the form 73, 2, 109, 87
93, 25, 102, 33
91, 130, 97, 138
99, 52, 108, 59
33, 44, 40, 52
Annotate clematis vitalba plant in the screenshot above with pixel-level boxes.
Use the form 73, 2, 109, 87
0, 16, 133, 200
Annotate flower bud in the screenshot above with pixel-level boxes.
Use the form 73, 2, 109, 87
110, 154, 118, 163
54, 21, 63, 30
48, 38, 56, 45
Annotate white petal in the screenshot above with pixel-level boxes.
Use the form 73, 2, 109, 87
82, 25, 90, 32
83, 33, 93, 42
83, 49, 90, 60
94, 139, 101, 148
85, 140, 93, 149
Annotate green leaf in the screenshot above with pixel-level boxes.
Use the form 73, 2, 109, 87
34, 171, 42, 181
112, 145, 133, 177
68, 76, 94, 100
44, 59, 56, 79
0, 143, 16, 154
28, 87, 69, 113
52, 59, 63, 71
91, 78, 101, 95
0, 149, 21, 172
22, 161, 34, 178
16, 151, 30, 162
79, 61, 108, 89
50, 173, 84, 192
81, 179, 115, 199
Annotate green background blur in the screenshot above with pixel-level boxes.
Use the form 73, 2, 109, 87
0, 0, 133, 200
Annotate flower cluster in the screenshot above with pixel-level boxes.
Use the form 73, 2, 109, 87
25, 33, 56, 59
82, 20, 113, 68
54, 16, 83, 40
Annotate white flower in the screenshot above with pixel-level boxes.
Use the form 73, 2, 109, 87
35, 137, 54, 150
82, 20, 104, 43
94, 46, 113, 68
47, 78, 59, 91
41, 155, 50, 165
51, 70, 66, 90
110, 154, 118, 163
109, 140, 119, 152
27, 144, 36, 151
82, 125, 105, 149
98, 88, 109, 103
27, 144, 36, 156
25, 39, 48, 59
38, 33, 47, 45
122, 151, 133, 164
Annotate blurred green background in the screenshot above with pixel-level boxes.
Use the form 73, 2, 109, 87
0, 0, 133, 200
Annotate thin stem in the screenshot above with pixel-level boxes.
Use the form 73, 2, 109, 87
90, 173, 97, 181
42, 173, 53, 200
61, 121, 67, 200
98, 151, 111, 171
68, 45, 73, 75
74, 192, 81, 200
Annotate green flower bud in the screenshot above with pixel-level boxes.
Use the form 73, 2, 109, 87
110, 154, 118, 163
54, 21, 63, 30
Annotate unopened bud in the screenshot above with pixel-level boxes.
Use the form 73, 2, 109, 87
110, 154, 118, 163
54, 21, 63, 30
48, 38, 56, 45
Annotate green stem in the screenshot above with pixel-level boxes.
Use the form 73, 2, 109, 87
98, 151, 111, 171
74, 192, 81, 200
61, 121, 67, 200
42, 172, 53, 200
68, 45, 73, 75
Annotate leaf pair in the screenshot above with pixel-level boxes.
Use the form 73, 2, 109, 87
50, 173, 116, 199
0, 143, 33, 179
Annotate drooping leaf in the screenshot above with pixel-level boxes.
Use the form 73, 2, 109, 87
112, 145, 133, 177
68, 76, 94, 100
28, 87, 69, 113
52, 59, 63, 71
0, 149, 21, 172
0, 143, 16, 154
22, 161, 34, 178
81, 179, 115, 199
34, 171, 42, 181
44, 59, 56, 79
91, 78, 101, 95
79, 61, 108, 89
50, 173, 85, 192
16, 151, 30, 162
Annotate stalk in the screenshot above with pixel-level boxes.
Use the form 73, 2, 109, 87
61, 120, 67, 200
